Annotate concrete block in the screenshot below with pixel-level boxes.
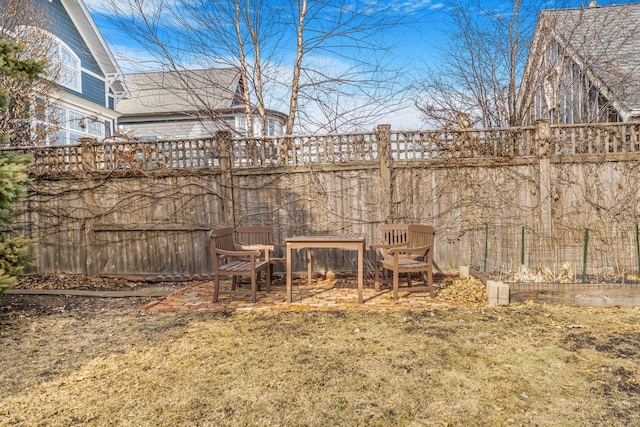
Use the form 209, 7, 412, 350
486, 280, 509, 306
459, 266, 470, 278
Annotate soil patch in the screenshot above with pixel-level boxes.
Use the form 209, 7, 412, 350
2, 273, 190, 316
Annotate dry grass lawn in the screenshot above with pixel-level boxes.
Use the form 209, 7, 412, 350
2, 301, 640, 426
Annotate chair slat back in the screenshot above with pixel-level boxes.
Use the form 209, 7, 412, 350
379, 223, 409, 245
406, 224, 435, 256
235, 226, 275, 246
209, 227, 236, 252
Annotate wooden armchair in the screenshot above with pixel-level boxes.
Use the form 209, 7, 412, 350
209, 227, 271, 303
371, 223, 410, 288
235, 226, 285, 280
372, 224, 435, 302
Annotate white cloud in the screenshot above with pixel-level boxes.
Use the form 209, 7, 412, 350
366, 0, 443, 15
381, 105, 424, 130
84, 0, 178, 16
109, 43, 165, 73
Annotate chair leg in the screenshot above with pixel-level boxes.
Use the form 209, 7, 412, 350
269, 262, 276, 283
250, 272, 257, 303
393, 268, 399, 302
374, 263, 381, 292
213, 275, 220, 302
265, 267, 271, 292
427, 267, 434, 297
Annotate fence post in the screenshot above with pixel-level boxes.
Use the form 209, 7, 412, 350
216, 130, 235, 226
582, 228, 589, 283
376, 124, 393, 223
535, 119, 553, 237
80, 137, 97, 172
82, 213, 97, 277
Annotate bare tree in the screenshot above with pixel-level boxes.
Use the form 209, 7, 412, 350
415, 0, 640, 129
414, 0, 547, 129
0, 0, 62, 146
98, 0, 417, 135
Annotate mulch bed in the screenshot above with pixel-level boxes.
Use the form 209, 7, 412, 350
14, 273, 183, 291
2, 273, 190, 316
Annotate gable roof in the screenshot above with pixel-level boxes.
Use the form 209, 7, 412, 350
521, 3, 640, 121
117, 68, 242, 116
62, 0, 129, 101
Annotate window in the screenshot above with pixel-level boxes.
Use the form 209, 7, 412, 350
48, 107, 105, 145
13, 27, 81, 91
235, 116, 247, 135
57, 44, 81, 91
234, 116, 282, 136
45, 35, 81, 92
267, 119, 282, 136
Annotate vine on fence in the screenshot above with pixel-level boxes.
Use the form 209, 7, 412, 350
7, 122, 640, 278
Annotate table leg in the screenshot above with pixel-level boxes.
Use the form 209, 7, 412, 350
286, 243, 292, 304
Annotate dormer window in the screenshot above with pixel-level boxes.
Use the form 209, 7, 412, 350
50, 38, 81, 92
15, 26, 82, 92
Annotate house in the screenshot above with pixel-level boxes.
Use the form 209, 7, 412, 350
117, 68, 288, 139
0, 0, 129, 144
518, 2, 640, 125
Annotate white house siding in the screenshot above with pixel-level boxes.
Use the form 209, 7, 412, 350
118, 119, 228, 140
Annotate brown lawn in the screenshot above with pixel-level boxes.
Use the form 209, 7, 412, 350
1, 295, 640, 426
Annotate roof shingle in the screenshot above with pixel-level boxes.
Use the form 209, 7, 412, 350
539, 3, 640, 116
117, 68, 241, 116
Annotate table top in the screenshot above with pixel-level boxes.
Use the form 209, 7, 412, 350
286, 233, 366, 243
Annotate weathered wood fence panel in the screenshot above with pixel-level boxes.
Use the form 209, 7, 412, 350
5, 121, 640, 279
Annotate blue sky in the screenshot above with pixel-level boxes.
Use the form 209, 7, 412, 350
85, 0, 637, 130
87, 0, 448, 68
85, 0, 452, 129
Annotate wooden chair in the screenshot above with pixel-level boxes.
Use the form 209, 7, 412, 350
371, 223, 411, 288
372, 224, 435, 302
235, 226, 285, 280
209, 227, 271, 303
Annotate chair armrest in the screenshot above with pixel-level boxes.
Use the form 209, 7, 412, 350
238, 244, 275, 251
215, 248, 261, 258
370, 242, 404, 251
387, 245, 432, 257
370, 242, 405, 261
270, 243, 286, 259
237, 244, 275, 262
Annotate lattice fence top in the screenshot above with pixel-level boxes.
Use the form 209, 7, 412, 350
2, 122, 639, 174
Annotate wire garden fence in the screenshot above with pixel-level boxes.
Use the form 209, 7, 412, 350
469, 224, 640, 285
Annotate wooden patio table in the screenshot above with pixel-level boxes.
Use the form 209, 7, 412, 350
285, 233, 367, 304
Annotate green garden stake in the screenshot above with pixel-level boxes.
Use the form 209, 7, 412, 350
484, 223, 488, 272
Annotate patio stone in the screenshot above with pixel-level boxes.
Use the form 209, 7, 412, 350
141, 278, 455, 312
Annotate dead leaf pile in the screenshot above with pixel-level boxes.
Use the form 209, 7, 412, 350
16, 273, 146, 291
437, 276, 487, 305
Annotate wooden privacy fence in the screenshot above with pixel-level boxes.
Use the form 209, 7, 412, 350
5, 120, 640, 279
